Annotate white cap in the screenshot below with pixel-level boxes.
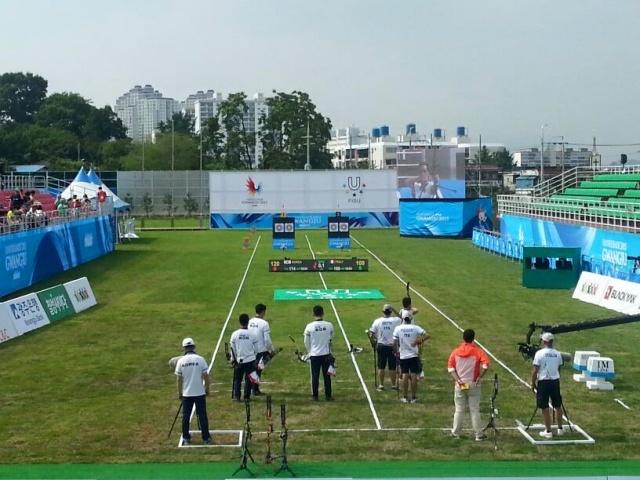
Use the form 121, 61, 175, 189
383, 304, 393, 312
403, 312, 413, 322
541, 332, 554, 342
182, 337, 195, 347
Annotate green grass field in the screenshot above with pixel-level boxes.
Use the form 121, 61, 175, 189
1, 229, 640, 474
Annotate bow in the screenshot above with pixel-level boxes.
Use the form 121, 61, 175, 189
288, 335, 309, 363
489, 373, 499, 419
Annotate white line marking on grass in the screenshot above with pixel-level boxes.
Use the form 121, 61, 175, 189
350, 235, 530, 388
305, 235, 382, 430
208, 235, 262, 373
180, 236, 262, 446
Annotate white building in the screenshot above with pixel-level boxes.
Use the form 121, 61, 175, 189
183, 90, 216, 118
328, 125, 505, 169
514, 146, 593, 170
114, 85, 181, 143
194, 92, 269, 168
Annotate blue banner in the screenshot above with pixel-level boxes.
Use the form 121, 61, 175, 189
500, 214, 640, 283
211, 212, 398, 230
1, 217, 114, 298
399, 198, 493, 237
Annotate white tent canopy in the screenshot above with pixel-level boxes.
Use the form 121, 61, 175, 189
59, 168, 130, 211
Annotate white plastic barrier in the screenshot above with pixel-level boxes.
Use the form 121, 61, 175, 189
572, 350, 600, 383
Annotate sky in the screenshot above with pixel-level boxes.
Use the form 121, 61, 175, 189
1, 0, 639, 164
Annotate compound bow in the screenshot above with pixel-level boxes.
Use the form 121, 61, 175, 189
482, 373, 499, 449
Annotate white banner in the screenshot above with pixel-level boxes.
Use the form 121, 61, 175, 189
599, 277, 640, 314
0, 306, 20, 344
572, 271, 610, 306
2, 293, 49, 336
63, 277, 97, 313
209, 171, 398, 213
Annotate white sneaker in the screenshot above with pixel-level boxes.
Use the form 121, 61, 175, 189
556, 426, 566, 436
539, 430, 553, 439
400, 397, 409, 403
376, 385, 384, 391
410, 396, 418, 403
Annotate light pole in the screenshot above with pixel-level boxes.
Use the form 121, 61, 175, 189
540, 124, 548, 182
303, 120, 311, 170
171, 118, 175, 226
199, 127, 203, 227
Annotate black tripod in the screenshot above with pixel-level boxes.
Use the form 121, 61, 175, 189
525, 401, 573, 434
232, 400, 256, 477
273, 404, 295, 477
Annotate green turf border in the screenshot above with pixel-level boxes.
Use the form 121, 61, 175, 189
1, 461, 639, 479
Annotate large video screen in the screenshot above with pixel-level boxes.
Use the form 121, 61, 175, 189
396, 148, 466, 199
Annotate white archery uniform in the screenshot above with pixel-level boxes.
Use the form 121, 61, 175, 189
230, 328, 258, 364
248, 316, 274, 353
393, 324, 427, 360
533, 346, 563, 380
369, 316, 402, 346
398, 308, 415, 325
304, 320, 334, 356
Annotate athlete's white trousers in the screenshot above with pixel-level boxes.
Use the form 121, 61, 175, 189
451, 384, 483, 438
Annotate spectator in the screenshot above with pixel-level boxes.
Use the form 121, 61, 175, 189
97, 186, 107, 213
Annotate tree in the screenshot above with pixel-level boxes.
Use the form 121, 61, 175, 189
217, 92, 255, 169
84, 106, 127, 142
142, 193, 154, 218
472, 146, 492, 165
34, 92, 93, 137
490, 149, 515, 170
201, 116, 225, 168
183, 193, 199, 217
163, 193, 178, 215
259, 90, 332, 170
0, 72, 48, 123
157, 112, 195, 136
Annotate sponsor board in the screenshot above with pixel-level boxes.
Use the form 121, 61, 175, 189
37, 285, 76, 323
599, 277, 640, 314
2, 293, 50, 335
572, 272, 610, 306
0, 307, 20, 344
63, 277, 97, 313
573, 272, 640, 314
274, 289, 385, 300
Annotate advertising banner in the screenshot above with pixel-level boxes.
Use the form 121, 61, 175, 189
0, 216, 114, 298
0, 308, 20, 344
37, 285, 76, 323
572, 272, 610, 306
500, 214, 640, 284
399, 198, 492, 237
209, 171, 398, 215
598, 277, 640, 314
211, 212, 397, 230
2, 293, 49, 335
63, 277, 97, 313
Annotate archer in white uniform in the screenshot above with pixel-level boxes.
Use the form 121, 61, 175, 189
393, 312, 429, 403
531, 332, 565, 438
369, 304, 402, 390
303, 305, 335, 401
230, 313, 259, 401
248, 303, 275, 395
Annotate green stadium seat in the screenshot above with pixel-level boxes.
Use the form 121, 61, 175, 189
563, 187, 618, 198
594, 173, 640, 182
579, 181, 638, 190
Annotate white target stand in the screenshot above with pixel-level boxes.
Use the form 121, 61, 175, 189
515, 420, 595, 445
177, 430, 243, 448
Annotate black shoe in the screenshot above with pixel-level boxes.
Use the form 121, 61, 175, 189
325, 397, 334, 402
182, 438, 191, 446
253, 390, 264, 396
311, 396, 318, 402
232, 397, 241, 403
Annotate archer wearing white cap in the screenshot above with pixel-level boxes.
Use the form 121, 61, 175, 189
393, 311, 429, 403
174, 337, 211, 445
531, 332, 565, 439
368, 304, 402, 391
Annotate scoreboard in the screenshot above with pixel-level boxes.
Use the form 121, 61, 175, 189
269, 258, 368, 272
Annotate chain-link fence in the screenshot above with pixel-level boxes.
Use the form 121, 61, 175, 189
116, 171, 209, 220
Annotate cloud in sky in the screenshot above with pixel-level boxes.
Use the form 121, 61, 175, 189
1, 0, 639, 162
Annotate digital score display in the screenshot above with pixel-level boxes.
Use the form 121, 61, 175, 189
269, 258, 368, 272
